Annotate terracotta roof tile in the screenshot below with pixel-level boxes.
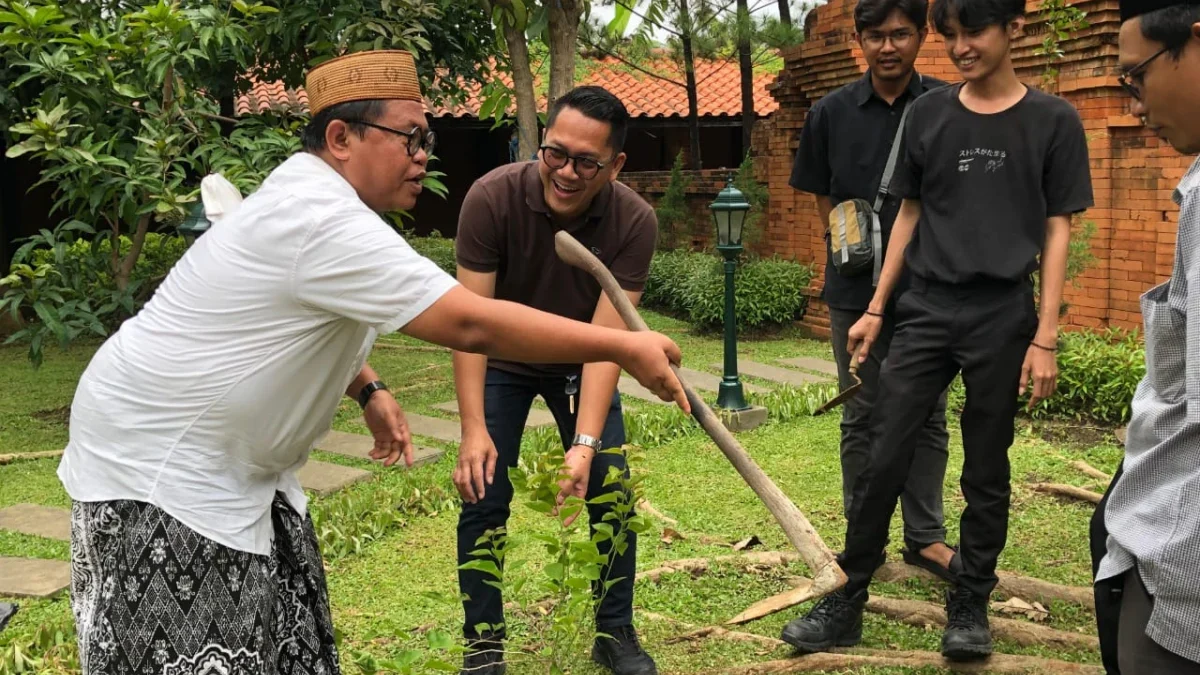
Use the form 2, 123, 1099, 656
235, 56, 778, 119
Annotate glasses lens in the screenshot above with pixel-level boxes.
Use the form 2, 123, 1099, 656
420, 129, 436, 157
575, 158, 600, 179
543, 147, 568, 169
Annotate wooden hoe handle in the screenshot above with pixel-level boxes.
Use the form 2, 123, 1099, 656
554, 231, 847, 597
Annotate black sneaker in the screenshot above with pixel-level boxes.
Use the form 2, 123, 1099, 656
780, 588, 867, 653
941, 586, 993, 661
592, 624, 658, 675
461, 634, 506, 675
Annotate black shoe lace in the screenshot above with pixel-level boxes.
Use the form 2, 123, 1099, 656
609, 625, 644, 655
810, 591, 854, 621
946, 590, 983, 631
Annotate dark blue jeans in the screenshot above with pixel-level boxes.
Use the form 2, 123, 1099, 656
457, 367, 634, 639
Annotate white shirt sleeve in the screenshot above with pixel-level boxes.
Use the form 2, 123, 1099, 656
291, 210, 459, 334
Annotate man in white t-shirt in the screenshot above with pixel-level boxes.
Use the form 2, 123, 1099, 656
57, 50, 688, 675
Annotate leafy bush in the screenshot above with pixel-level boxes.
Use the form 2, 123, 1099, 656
684, 256, 814, 332
1029, 327, 1144, 425
644, 250, 814, 331
643, 249, 711, 314
407, 234, 457, 276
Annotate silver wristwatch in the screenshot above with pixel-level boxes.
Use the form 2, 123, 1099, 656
571, 433, 603, 452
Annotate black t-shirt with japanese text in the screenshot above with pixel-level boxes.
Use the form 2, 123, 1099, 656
890, 83, 1094, 285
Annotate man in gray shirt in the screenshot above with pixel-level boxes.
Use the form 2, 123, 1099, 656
1096, 0, 1200, 671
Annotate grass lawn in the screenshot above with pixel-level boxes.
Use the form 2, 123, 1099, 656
0, 310, 1120, 673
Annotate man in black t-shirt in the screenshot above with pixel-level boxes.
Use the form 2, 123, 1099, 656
781, 0, 1093, 662
789, 0, 957, 583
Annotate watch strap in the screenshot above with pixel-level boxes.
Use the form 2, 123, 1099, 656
357, 380, 389, 409
572, 433, 603, 452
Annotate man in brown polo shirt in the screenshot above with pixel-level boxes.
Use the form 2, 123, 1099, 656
452, 85, 659, 675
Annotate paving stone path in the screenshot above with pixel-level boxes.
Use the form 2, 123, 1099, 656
317, 430, 444, 467
0, 504, 70, 542
718, 360, 831, 387
0, 557, 71, 598
396, 412, 462, 443
780, 356, 841, 378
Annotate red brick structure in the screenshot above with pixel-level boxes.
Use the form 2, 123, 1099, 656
754, 0, 1191, 337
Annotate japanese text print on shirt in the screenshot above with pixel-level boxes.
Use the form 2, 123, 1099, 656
890, 83, 1094, 286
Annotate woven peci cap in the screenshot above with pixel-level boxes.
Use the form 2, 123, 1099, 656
305, 50, 423, 116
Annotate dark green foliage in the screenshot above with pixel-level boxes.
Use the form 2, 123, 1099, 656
655, 151, 692, 251
682, 256, 814, 332
1029, 328, 1145, 425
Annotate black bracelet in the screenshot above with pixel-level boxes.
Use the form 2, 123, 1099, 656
864, 310, 884, 318
1030, 341, 1058, 353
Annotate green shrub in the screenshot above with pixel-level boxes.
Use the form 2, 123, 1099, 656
655, 151, 691, 250
684, 256, 814, 332
643, 249, 711, 314
1029, 327, 1144, 425
407, 234, 457, 276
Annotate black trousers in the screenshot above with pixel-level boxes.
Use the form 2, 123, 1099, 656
1093, 461, 1125, 674
829, 306, 949, 551
1118, 568, 1200, 673
840, 277, 1037, 599
457, 367, 634, 640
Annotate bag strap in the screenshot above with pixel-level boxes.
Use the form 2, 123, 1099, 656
873, 88, 916, 214
870, 77, 920, 285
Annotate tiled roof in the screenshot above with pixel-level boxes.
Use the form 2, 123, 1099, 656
235, 56, 779, 119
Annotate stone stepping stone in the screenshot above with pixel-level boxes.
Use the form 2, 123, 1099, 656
393, 413, 461, 444
0, 557, 71, 598
716, 360, 828, 386
675, 367, 762, 394
297, 459, 372, 496
432, 401, 556, 428
317, 430, 443, 467
780, 357, 840, 378
0, 504, 70, 542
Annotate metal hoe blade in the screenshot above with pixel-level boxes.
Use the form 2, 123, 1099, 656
813, 364, 861, 416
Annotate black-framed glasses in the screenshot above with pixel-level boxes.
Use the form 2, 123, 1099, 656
539, 145, 609, 180
345, 119, 436, 157
861, 28, 917, 48
1118, 45, 1170, 101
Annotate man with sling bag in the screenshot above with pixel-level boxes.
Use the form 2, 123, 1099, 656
789, 0, 958, 581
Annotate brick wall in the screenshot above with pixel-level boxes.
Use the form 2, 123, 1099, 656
622, 168, 748, 251
755, 0, 1192, 335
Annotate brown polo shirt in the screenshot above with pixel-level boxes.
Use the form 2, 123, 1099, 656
455, 160, 658, 377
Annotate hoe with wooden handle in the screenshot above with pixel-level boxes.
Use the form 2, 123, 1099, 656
554, 231, 847, 600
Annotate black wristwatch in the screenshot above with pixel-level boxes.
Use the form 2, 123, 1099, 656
357, 380, 389, 409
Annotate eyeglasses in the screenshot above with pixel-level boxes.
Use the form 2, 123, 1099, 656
539, 145, 609, 180
1118, 45, 1170, 101
345, 119, 437, 157
861, 29, 917, 48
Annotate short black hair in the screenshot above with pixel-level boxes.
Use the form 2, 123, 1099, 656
855, 0, 929, 33
931, 0, 1024, 33
301, 99, 388, 152
1140, 3, 1200, 58
545, 86, 630, 155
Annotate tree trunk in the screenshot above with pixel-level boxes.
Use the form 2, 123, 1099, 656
737, 0, 755, 157
777, 0, 792, 25
501, 14, 540, 161
115, 213, 152, 292
679, 0, 702, 169
546, 0, 583, 107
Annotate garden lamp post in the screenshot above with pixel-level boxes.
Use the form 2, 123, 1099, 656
177, 201, 212, 245
711, 174, 751, 411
